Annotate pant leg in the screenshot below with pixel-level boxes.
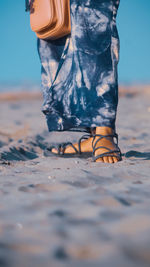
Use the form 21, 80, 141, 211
37, 0, 120, 132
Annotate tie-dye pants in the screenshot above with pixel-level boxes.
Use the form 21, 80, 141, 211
37, 0, 120, 133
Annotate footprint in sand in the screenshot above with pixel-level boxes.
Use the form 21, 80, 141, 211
19, 183, 71, 193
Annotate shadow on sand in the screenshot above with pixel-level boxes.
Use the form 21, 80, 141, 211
125, 150, 150, 160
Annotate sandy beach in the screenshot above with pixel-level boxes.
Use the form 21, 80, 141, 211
0, 85, 150, 267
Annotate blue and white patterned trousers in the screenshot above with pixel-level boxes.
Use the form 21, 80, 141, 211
37, 0, 120, 133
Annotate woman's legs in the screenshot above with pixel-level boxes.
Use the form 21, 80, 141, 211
39, 0, 121, 163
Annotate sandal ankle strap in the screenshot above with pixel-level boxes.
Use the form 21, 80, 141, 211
92, 133, 118, 149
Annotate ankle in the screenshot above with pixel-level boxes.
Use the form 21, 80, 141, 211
96, 126, 114, 135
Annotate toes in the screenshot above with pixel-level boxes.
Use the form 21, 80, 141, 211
103, 157, 109, 163
108, 156, 114, 164
113, 156, 119, 163
96, 157, 104, 163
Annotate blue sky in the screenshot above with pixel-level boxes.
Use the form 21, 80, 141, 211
0, 0, 150, 85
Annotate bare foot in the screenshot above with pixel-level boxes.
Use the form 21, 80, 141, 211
92, 127, 121, 163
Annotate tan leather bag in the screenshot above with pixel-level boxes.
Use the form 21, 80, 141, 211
26, 0, 71, 40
